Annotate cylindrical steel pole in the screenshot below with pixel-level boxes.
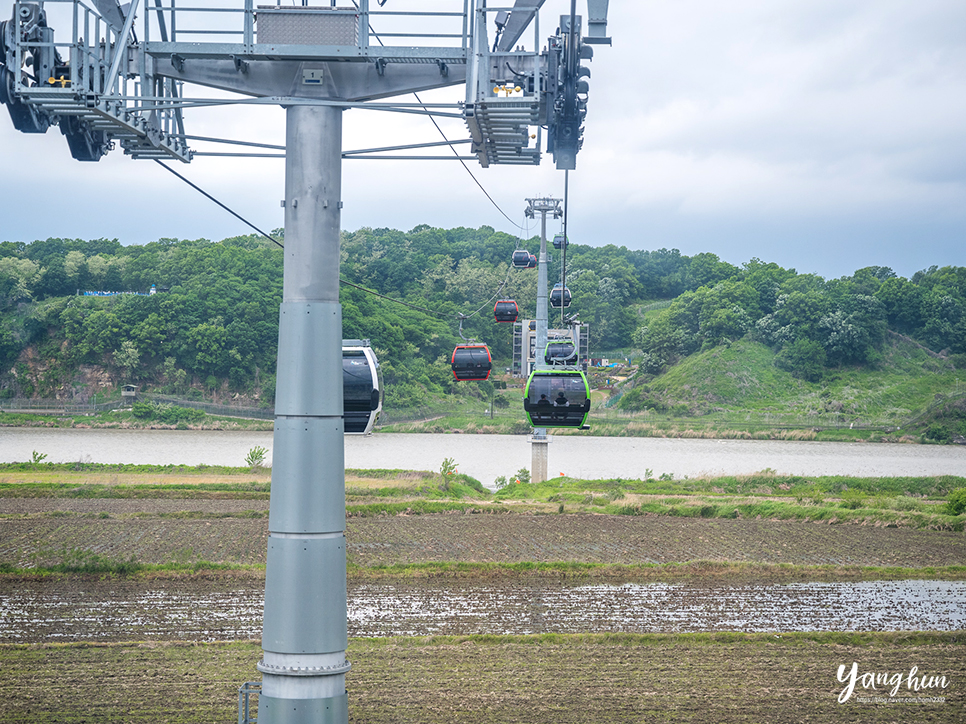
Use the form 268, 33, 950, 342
531, 204, 550, 482
258, 103, 349, 724
535, 208, 549, 370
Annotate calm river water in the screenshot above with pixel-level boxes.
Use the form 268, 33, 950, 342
0, 428, 963, 488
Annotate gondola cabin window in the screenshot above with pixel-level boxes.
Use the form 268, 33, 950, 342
545, 340, 577, 365
523, 370, 590, 427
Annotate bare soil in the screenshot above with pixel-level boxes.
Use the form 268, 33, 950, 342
0, 635, 963, 723
2, 504, 965, 569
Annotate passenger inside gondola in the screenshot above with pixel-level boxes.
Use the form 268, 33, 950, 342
553, 390, 569, 419
494, 299, 519, 323
524, 372, 590, 427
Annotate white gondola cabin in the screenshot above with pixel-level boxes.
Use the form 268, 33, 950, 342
342, 342, 382, 435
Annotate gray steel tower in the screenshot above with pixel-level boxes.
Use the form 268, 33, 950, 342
525, 196, 561, 483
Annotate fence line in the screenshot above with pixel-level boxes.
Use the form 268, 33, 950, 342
2, 391, 957, 433
0, 398, 119, 414
144, 394, 275, 420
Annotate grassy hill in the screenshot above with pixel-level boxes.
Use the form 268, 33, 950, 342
618, 335, 966, 435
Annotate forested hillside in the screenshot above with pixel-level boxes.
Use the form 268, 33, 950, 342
630, 263, 966, 383
0, 227, 964, 415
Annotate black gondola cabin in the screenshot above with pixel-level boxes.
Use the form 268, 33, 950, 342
451, 344, 492, 381
550, 283, 572, 308
523, 369, 590, 428
494, 299, 519, 323
511, 250, 531, 268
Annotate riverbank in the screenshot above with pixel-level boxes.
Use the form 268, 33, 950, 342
0, 406, 952, 443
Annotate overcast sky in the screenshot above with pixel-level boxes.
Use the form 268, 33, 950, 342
0, 0, 963, 280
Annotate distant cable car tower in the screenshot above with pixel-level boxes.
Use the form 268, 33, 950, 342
0, 1, 610, 722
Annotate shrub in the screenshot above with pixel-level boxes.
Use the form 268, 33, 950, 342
888, 496, 925, 512
245, 445, 268, 470
775, 338, 826, 382
618, 386, 668, 412
948, 488, 966, 516
131, 400, 155, 419
438, 457, 457, 490
839, 489, 867, 509
131, 400, 205, 424
924, 424, 951, 443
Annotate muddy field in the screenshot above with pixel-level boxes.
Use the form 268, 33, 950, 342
3, 501, 966, 569
3, 577, 965, 643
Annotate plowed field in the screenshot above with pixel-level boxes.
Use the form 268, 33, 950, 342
3, 492, 965, 723
3, 501, 965, 568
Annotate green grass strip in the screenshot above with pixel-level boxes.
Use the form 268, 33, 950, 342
351, 630, 966, 648
0, 482, 271, 499
5, 559, 965, 581
345, 560, 966, 582
0, 462, 436, 477
498, 474, 966, 500
347, 501, 505, 517
0, 462, 263, 474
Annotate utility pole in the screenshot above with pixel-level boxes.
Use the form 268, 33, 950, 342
257, 104, 349, 722
525, 197, 562, 485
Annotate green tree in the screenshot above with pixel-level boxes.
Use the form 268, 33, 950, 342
81, 310, 124, 359
186, 322, 230, 376
113, 339, 140, 380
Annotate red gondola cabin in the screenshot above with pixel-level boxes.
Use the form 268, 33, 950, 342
511, 250, 531, 268
494, 299, 519, 323
451, 344, 492, 381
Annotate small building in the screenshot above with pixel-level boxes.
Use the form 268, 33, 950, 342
121, 385, 138, 405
